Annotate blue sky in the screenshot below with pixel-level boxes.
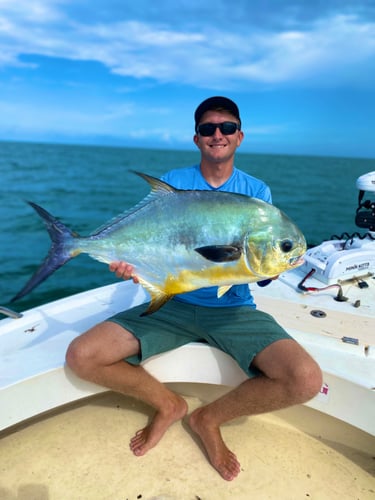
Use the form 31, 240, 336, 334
1, 0, 375, 158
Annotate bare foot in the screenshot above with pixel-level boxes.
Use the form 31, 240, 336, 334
188, 407, 241, 481
130, 396, 187, 456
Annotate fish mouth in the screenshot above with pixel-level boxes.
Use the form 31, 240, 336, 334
289, 255, 305, 267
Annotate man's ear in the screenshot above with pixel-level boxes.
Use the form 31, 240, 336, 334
237, 130, 244, 146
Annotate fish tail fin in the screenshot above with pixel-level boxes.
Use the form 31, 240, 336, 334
11, 201, 80, 302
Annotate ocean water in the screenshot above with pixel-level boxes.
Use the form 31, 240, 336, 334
1, 140, 373, 313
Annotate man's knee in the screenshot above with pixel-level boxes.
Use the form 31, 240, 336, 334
65, 336, 89, 376
65, 333, 102, 379
65, 322, 139, 378
291, 357, 323, 404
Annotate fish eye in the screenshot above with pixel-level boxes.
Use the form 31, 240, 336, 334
280, 239, 293, 253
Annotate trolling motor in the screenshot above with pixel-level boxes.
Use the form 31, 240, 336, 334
355, 171, 375, 231
299, 171, 375, 286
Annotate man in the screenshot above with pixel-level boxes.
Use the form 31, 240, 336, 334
66, 96, 322, 481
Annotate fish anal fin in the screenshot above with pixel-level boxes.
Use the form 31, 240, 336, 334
137, 277, 172, 316
140, 294, 172, 316
195, 244, 242, 262
217, 285, 233, 298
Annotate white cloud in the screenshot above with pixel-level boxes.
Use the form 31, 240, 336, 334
0, 2, 374, 88
0, 0, 66, 23
82, 14, 375, 87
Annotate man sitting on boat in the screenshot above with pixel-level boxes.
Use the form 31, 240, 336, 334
65, 96, 322, 482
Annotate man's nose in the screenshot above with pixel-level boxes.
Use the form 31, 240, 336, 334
212, 126, 224, 138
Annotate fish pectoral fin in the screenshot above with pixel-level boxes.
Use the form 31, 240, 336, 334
217, 285, 233, 298
195, 244, 242, 262
137, 277, 172, 316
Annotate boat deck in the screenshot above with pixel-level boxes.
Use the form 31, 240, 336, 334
254, 267, 375, 346
1, 391, 374, 500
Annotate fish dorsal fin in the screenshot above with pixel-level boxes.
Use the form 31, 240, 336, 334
132, 171, 177, 195
91, 172, 177, 236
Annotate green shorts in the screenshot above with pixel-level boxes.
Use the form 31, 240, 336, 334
108, 299, 292, 378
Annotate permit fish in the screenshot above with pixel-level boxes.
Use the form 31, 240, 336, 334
11, 172, 306, 315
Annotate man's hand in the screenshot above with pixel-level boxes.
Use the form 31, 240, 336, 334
109, 261, 139, 284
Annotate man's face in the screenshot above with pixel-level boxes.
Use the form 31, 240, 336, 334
194, 110, 244, 164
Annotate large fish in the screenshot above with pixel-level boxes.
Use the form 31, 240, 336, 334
11, 172, 306, 315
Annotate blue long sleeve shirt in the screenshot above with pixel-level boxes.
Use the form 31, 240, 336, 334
161, 165, 272, 308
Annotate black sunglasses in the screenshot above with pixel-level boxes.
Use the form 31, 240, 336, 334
197, 121, 240, 136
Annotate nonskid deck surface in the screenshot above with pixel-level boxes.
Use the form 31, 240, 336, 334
253, 265, 375, 344
0, 392, 374, 500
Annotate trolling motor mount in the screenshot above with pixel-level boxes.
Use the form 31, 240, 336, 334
355, 171, 375, 231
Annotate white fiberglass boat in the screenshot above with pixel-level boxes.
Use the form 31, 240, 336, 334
0, 172, 374, 499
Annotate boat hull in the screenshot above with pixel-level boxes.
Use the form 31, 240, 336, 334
1, 279, 374, 436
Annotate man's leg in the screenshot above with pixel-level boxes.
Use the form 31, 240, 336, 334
188, 339, 322, 481
65, 321, 188, 455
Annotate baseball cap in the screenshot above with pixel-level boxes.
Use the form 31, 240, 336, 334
194, 96, 241, 131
